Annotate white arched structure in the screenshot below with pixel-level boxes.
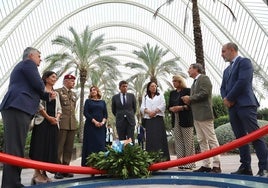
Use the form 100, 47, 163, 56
0, 0, 268, 106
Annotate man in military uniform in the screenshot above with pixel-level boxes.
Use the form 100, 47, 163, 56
54, 74, 77, 179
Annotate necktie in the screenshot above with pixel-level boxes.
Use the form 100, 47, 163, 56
191, 79, 197, 92
123, 93, 126, 105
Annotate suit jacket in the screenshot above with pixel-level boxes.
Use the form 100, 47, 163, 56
112, 92, 136, 126
190, 74, 214, 121
220, 56, 259, 107
0, 59, 49, 116
168, 88, 193, 127
55, 87, 77, 130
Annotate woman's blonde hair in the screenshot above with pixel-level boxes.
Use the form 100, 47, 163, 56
172, 75, 187, 89
89, 85, 102, 99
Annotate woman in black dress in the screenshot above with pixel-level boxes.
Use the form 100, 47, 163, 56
140, 81, 170, 161
81, 86, 108, 166
29, 71, 62, 184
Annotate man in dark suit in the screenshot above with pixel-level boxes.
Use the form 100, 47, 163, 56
112, 80, 136, 143
221, 42, 268, 177
0, 47, 54, 188
182, 63, 221, 173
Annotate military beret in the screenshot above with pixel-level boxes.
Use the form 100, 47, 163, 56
64, 74, 76, 80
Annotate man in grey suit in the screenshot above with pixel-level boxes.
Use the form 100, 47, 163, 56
112, 80, 136, 143
0, 47, 55, 187
182, 63, 221, 173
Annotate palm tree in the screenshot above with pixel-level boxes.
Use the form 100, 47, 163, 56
45, 26, 120, 141
154, 0, 236, 73
125, 43, 183, 90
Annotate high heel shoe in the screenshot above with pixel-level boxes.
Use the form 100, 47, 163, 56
31, 175, 47, 185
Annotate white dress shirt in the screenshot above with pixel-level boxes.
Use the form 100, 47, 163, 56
140, 94, 166, 119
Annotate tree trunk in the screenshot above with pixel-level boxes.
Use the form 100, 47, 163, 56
192, 0, 206, 74
78, 68, 87, 142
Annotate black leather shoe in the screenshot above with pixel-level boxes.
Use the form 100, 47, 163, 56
231, 168, 253, 176
256, 169, 268, 177
63, 173, 74, 178
54, 172, 64, 179
193, 166, 211, 172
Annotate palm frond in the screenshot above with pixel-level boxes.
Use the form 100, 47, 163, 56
153, 0, 175, 18
217, 0, 237, 21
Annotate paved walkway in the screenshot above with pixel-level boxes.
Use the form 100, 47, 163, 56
0, 154, 260, 187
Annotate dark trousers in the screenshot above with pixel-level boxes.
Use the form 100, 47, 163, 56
116, 118, 134, 143
137, 137, 144, 149
1, 108, 32, 188
229, 106, 268, 170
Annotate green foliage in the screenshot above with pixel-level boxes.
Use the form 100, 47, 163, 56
214, 115, 229, 129
163, 90, 173, 131
257, 108, 268, 120
215, 120, 268, 153
24, 132, 32, 158
212, 95, 228, 118
86, 144, 163, 179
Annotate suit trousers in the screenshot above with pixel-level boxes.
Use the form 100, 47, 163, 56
57, 129, 76, 165
229, 106, 268, 170
194, 119, 221, 168
1, 108, 32, 188
116, 117, 134, 142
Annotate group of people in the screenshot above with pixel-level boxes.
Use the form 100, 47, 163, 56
1, 42, 268, 187
168, 42, 268, 177
0, 47, 78, 187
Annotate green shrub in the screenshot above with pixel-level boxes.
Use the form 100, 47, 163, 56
258, 108, 268, 120
214, 115, 229, 129
212, 96, 228, 118
86, 144, 163, 179
24, 132, 32, 158
215, 120, 268, 153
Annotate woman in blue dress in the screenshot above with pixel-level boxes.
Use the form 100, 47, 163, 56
81, 86, 108, 166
